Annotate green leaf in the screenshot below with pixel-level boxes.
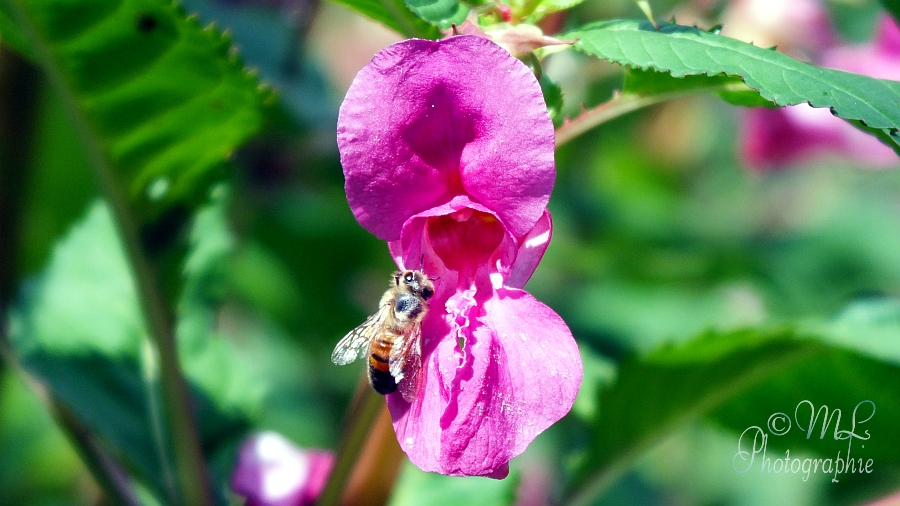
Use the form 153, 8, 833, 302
404, 0, 468, 29
179, 189, 264, 441
17, 82, 97, 276
9, 200, 261, 503
0, 5, 30, 58
567, 20, 900, 155
0, 371, 87, 503
802, 297, 900, 367
565, 327, 900, 506
540, 73, 563, 122
10, 203, 173, 499
533, 0, 585, 17
623, 67, 774, 107
328, 0, 440, 39
2, 4, 271, 501
3, 0, 270, 223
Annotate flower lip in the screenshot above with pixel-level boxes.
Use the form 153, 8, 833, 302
388, 196, 553, 297
338, 35, 556, 242
389, 195, 517, 288
387, 284, 582, 478
428, 209, 505, 273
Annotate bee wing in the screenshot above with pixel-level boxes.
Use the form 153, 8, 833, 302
390, 323, 423, 403
331, 304, 390, 366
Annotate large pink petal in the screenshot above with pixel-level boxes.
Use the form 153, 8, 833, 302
387, 288, 582, 477
338, 36, 555, 241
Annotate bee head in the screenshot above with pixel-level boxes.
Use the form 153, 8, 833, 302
397, 269, 435, 300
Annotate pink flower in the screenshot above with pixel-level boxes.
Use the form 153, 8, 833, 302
860, 491, 900, 506
722, 0, 836, 61
741, 15, 900, 170
338, 35, 582, 478
230, 432, 334, 506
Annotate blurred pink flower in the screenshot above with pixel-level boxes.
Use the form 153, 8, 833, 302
231, 432, 334, 506
722, 0, 835, 61
338, 35, 582, 478
859, 490, 900, 506
741, 16, 900, 170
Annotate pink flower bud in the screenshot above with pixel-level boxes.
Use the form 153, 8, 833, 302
231, 432, 334, 506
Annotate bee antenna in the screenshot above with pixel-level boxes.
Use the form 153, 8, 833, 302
419, 255, 425, 271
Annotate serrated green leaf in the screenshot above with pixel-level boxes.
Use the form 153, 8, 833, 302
623, 67, 739, 95
3, 0, 270, 223
568, 20, 900, 155
404, 0, 468, 29
565, 327, 900, 506
328, 0, 440, 39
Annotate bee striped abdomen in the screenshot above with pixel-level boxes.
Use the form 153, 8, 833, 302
368, 335, 397, 394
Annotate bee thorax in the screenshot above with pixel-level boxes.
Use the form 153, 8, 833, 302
393, 292, 425, 321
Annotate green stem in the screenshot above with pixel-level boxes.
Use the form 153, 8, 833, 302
555, 92, 668, 147
555, 84, 749, 147
141, 340, 181, 502
3, 3, 213, 505
316, 382, 386, 506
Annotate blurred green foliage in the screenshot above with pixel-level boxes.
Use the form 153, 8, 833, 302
2, 0, 900, 505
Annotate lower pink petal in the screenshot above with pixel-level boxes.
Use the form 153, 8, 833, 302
388, 288, 581, 477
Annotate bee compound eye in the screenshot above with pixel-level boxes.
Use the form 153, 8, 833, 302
404, 272, 414, 283
422, 287, 434, 299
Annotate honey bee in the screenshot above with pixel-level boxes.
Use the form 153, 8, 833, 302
331, 270, 435, 402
